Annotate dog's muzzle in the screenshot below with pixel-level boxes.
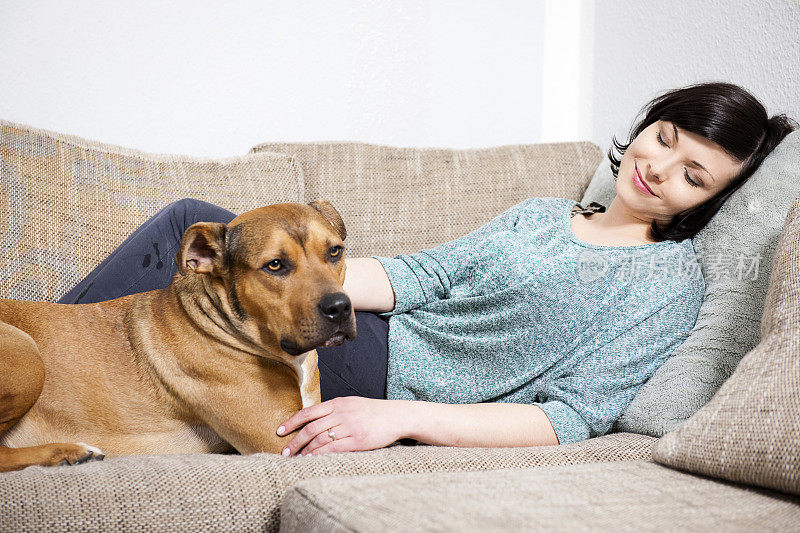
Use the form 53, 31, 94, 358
279, 292, 356, 356
317, 292, 351, 325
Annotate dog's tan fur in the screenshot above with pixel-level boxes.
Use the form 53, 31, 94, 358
0, 200, 356, 472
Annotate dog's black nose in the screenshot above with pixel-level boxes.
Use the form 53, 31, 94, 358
318, 292, 352, 323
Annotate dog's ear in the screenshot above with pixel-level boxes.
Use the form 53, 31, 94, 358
175, 222, 228, 276
308, 199, 347, 241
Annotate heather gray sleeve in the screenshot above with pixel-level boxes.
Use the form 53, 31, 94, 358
371, 198, 540, 315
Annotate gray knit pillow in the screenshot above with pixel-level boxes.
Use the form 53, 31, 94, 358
580, 130, 800, 436
652, 194, 800, 496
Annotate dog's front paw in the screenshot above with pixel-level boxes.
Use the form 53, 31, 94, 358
53, 442, 105, 466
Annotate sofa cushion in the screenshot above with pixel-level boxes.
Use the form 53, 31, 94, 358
250, 141, 602, 258
0, 119, 302, 302
280, 460, 800, 532
580, 130, 800, 436
651, 193, 800, 496
0, 433, 654, 532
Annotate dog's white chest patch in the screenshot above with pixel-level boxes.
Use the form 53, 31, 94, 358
291, 353, 315, 409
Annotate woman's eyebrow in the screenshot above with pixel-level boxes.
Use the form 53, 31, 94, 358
673, 123, 716, 183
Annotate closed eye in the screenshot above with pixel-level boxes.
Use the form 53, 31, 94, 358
684, 169, 701, 187
658, 128, 701, 187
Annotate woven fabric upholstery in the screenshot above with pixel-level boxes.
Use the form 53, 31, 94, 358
652, 194, 800, 496
280, 460, 800, 532
0, 433, 654, 533
249, 141, 602, 258
0, 120, 302, 302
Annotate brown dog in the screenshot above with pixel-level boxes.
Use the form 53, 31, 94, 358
0, 200, 356, 472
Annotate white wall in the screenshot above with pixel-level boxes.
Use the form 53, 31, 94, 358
0, 0, 551, 157
592, 0, 800, 152
2, 1, 797, 158
541, 0, 594, 143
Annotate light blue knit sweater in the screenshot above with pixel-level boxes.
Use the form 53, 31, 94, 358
372, 197, 705, 444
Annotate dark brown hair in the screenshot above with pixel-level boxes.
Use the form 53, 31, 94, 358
609, 82, 797, 242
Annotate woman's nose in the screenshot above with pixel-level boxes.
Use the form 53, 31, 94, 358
647, 158, 667, 182
644, 161, 661, 181
648, 148, 683, 181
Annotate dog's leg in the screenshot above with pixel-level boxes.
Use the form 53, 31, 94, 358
0, 321, 104, 473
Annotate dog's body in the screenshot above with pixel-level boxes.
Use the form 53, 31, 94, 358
0, 201, 356, 472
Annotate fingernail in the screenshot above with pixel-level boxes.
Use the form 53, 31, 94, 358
277, 426, 285, 436
282, 448, 290, 457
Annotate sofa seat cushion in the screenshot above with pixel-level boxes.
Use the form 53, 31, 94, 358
0, 433, 654, 532
250, 141, 602, 258
280, 460, 800, 532
0, 119, 302, 302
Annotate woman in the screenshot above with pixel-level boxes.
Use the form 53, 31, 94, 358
59, 82, 795, 457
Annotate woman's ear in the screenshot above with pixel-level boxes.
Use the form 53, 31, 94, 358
174, 222, 228, 276
308, 199, 347, 241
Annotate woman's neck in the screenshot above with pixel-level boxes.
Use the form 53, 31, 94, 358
581, 198, 658, 244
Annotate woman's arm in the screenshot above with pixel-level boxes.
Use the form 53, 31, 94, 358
343, 258, 395, 313
403, 400, 559, 447
275, 397, 559, 457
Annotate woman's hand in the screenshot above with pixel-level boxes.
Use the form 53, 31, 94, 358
276, 397, 409, 457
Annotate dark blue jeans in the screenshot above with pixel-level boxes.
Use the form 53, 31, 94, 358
59, 199, 388, 401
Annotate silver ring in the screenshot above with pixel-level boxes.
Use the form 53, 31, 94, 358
328, 428, 336, 440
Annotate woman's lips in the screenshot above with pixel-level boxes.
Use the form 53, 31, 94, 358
633, 163, 656, 196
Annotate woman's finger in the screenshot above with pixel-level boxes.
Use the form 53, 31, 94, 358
308, 436, 355, 456
299, 424, 346, 456
283, 416, 338, 456
277, 399, 336, 436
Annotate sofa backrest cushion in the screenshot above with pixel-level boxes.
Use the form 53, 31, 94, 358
250, 141, 602, 258
581, 130, 800, 436
651, 193, 800, 496
0, 120, 302, 302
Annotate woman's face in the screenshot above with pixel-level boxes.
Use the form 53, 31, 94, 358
616, 120, 744, 224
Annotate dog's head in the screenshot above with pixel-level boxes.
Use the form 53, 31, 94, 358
174, 199, 356, 358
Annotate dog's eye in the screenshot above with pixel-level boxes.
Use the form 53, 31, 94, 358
329, 245, 343, 258
264, 259, 282, 272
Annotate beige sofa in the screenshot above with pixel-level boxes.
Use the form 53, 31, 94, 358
0, 119, 798, 531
